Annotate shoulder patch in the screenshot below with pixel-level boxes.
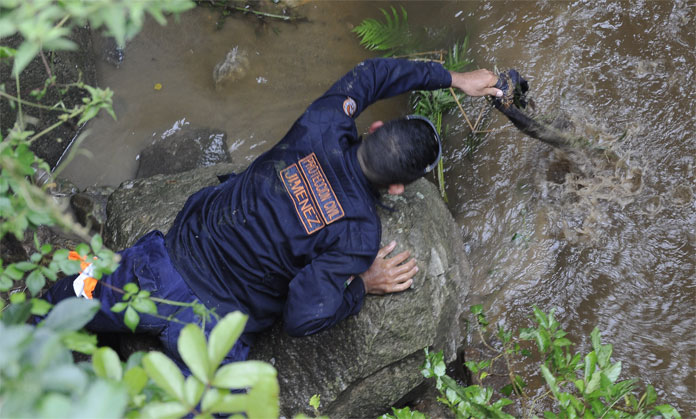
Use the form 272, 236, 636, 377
279, 163, 325, 235
298, 153, 345, 224
279, 153, 345, 235
342, 97, 357, 117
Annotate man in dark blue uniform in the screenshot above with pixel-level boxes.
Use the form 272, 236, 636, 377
45, 58, 501, 371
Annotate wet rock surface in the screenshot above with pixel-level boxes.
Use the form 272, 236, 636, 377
105, 162, 244, 249
136, 125, 230, 179
70, 185, 115, 234
105, 163, 471, 418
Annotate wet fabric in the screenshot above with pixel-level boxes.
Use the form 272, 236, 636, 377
492, 69, 585, 149
164, 58, 452, 344
43, 231, 250, 373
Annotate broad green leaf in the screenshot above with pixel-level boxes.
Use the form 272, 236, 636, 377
0, 46, 17, 59
142, 351, 185, 401
132, 295, 158, 315
212, 361, 277, 389
553, 337, 572, 347
245, 375, 280, 419
123, 282, 139, 294
532, 305, 549, 328
91, 234, 103, 253
77, 104, 100, 125
654, 404, 681, 419
43, 298, 99, 332
644, 384, 657, 407
123, 366, 148, 397
208, 311, 247, 371
0, 275, 12, 291
42, 37, 77, 51
590, 327, 601, 352
30, 297, 53, 316
183, 375, 205, 408
38, 394, 72, 419
13, 261, 37, 271
603, 361, 621, 383
140, 401, 190, 419
102, 5, 127, 47
1, 301, 32, 325
93, 347, 123, 380
111, 302, 128, 313
586, 368, 601, 394
9, 291, 26, 303
201, 388, 227, 413
573, 379, 585, 393
4, 264, 23, 280
584, 352, 597, 385
69, 380, 129, 419
178, 323, 211, 382
75, 243, 90, 257
309, 394, 320, 410
207, 393, 248, 414
540, 365, 558, 396
469, 304, 483, 314
39, 364, 88, 394
124, 305, 140, 332
12, 42, 40, 77
61, 330, 98, 354
597, 343, 613, 368
26, 269, 46, 296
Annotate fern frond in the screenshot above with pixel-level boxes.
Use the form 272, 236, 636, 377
443, 37, 473, 72
352, 6, 411, 56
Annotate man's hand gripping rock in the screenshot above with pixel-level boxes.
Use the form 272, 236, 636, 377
361, 241, 418, 295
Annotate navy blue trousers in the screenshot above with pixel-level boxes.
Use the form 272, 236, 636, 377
44, 231, 249, 373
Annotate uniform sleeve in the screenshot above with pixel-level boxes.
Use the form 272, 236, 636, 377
307, 58, 452, 119
283, 251, 370, 337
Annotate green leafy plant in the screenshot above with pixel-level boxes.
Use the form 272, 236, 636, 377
1, 299, 279, 418
352, 6, 411, 56
418, 306, 681, 418
0, 0, 195, 320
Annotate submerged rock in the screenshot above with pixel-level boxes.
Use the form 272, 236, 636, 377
105, 163, 471, 418
136, 122, 230, 179
213, 46, 250, 87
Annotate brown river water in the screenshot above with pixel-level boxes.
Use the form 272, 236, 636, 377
59, 1, 694, 413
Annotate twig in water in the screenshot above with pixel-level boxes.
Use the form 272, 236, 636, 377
449, 87, 475, 132
227, 5, 297, 21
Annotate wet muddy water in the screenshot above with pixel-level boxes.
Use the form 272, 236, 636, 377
60, 1, 694, 413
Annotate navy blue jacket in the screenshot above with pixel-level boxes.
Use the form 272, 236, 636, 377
165, 58, 452, 344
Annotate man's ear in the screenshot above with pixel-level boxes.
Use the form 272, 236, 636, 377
387, 184, 405, 195
368, 120, 384, 134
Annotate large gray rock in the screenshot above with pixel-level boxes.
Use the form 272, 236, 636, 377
105, 162, 244, 249
104, 163, 470, 418
136, 124, 230, 179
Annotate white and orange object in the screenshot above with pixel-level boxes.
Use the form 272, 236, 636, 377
69, 251, 98, 299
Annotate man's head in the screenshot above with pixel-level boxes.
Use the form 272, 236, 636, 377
357, 115, 441, 194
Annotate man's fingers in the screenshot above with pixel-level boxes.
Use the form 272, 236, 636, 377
391, 257, 417, 275
391, 278, 413, 293
388, 249, 411, 266
377, 240, 397, 258
485, 87, 503, 98
394, 263, 418, 284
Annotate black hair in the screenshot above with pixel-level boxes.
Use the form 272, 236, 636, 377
357, 118, 439, 187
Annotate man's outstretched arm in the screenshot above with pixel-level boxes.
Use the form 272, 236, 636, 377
308, 58, 502, 119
